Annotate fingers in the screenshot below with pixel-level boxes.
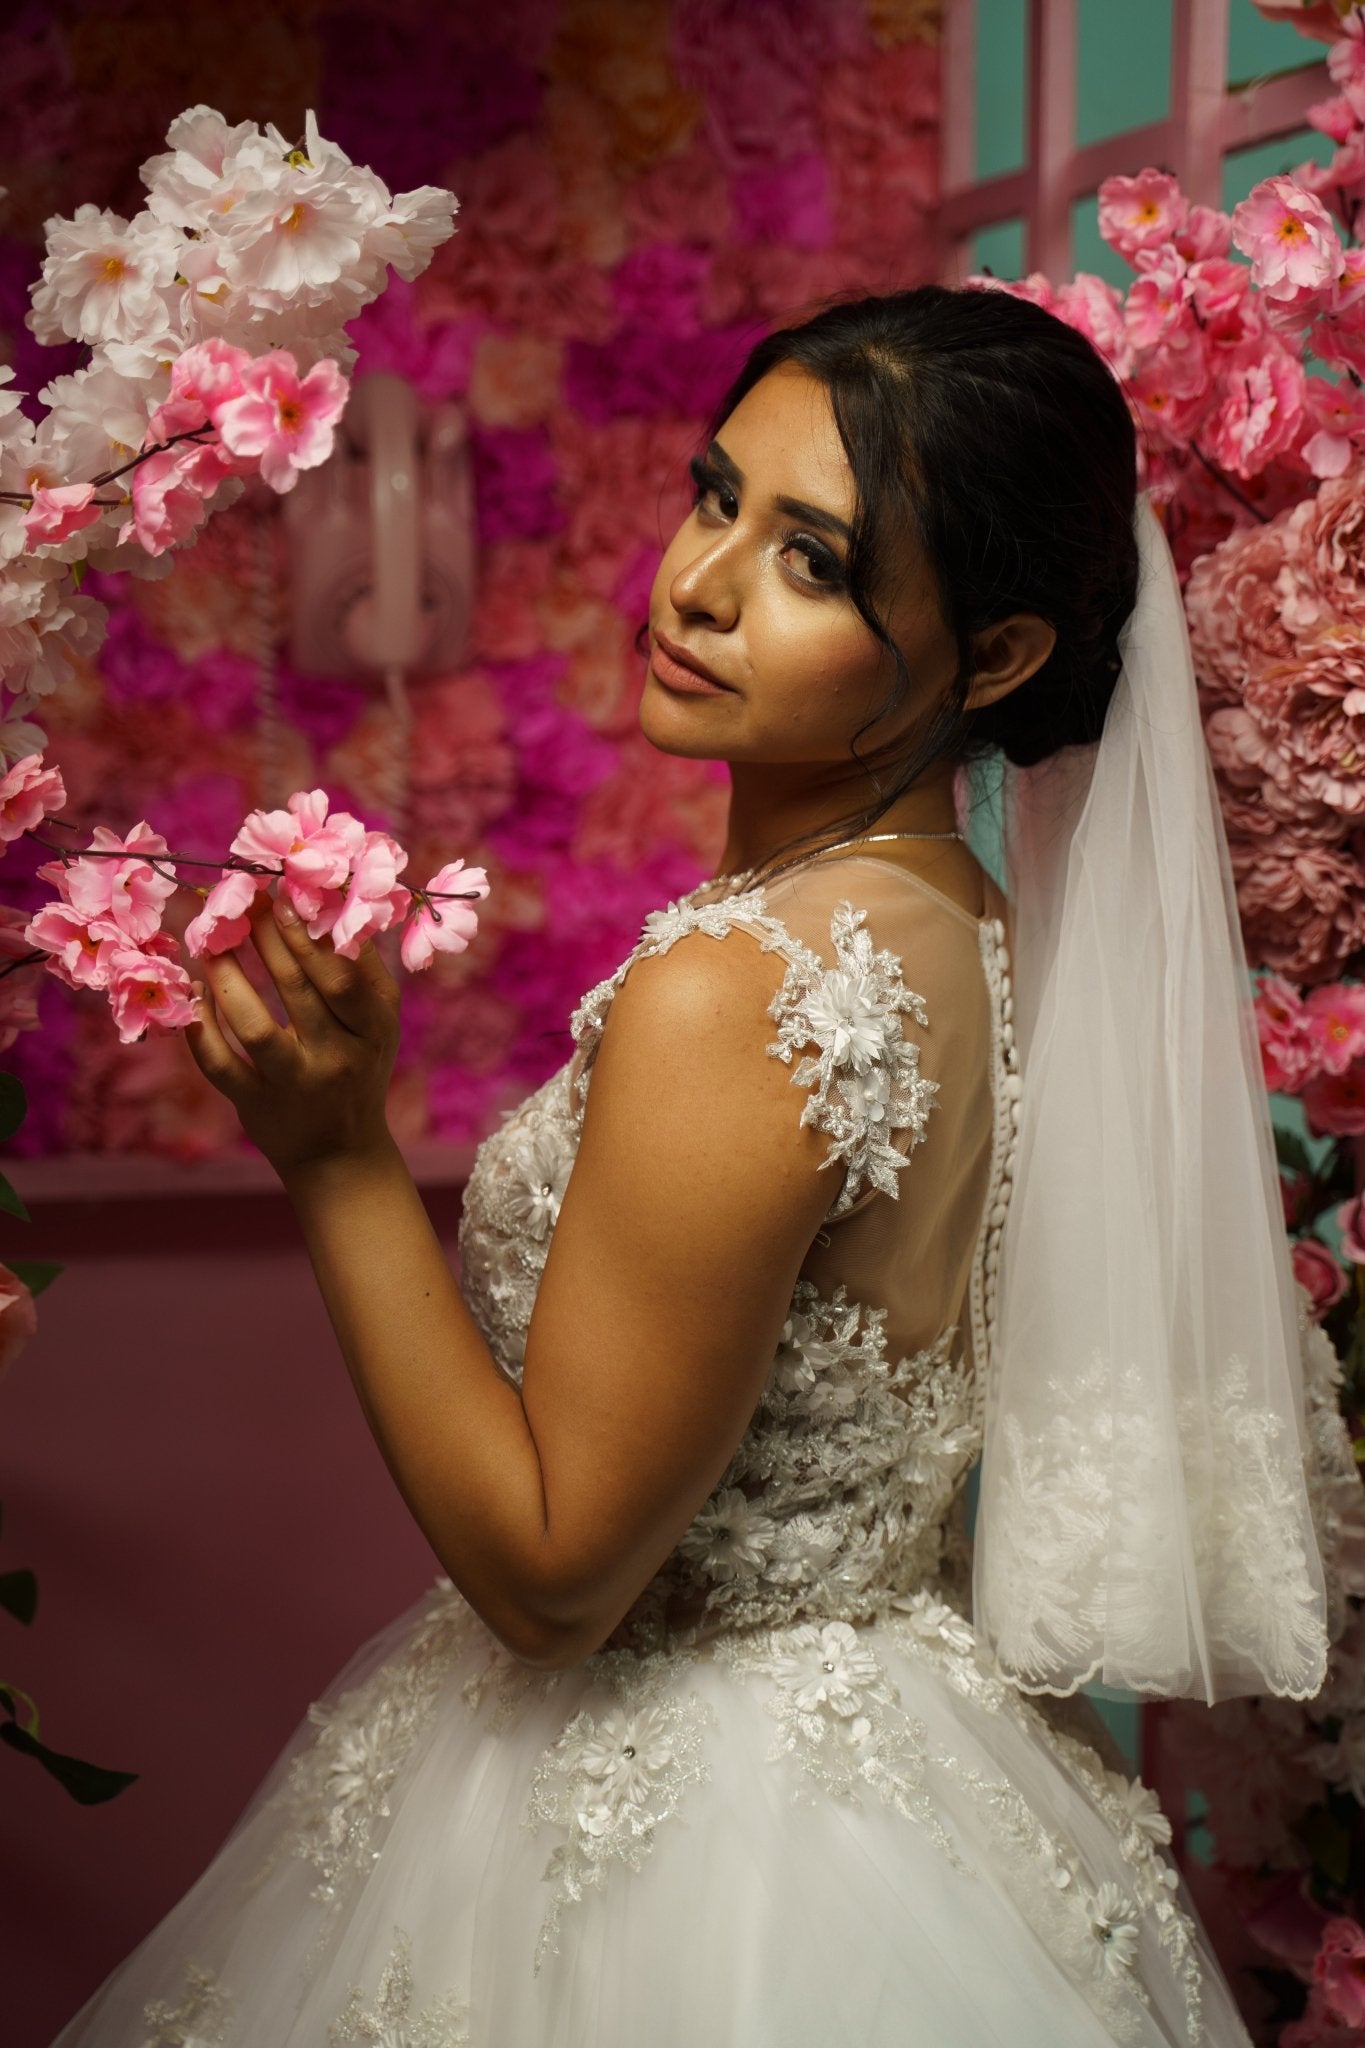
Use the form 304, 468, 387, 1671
196, 946, 300, 1083
245, 900, 334, 1041
183, 976, 259, 1106
267, 897, 399, 1038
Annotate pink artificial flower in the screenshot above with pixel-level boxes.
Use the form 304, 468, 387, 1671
1293, 1235, 1351, 1318
1299, 374, 1365, 477
1124, 251, 1191, 349
182, 867, 265, 958
315, 831, 411, 959
1096, 169, 1188, 265
42, 822, 177, 944
1282, 1168, 1312, 1228
1232, 176, 1346, 299
1256, 973, 1321, 1091
104, 944, 198, 1044
23, 484, 102, 549
1126, 336, 1214, 447
1186, 256, 1259, 344
0, 906, 40, 1052
230, 789, 363, 921
400, 861, 490, 973
1173, 204, 1233, 262
0, 1263, 38, 1386
1203, 337, 1306, 477
159, 338, 251, 430
1339, 1190, 1365, 1263
216, 352, 349, 495
1314, 1916, 1365, 2026
1304, 1062, 1365, 1136
123, 440, 239, 557
1306, 980, 1365, 1073
23, 901, 126, 991
0, 752, 66, 845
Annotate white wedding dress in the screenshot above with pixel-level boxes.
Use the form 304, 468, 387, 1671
53, 856, 1263, 2047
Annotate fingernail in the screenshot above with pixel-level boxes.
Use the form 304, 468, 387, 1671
274, 894, 299, 925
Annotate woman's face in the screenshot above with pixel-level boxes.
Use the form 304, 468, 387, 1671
643, 362, 957, 770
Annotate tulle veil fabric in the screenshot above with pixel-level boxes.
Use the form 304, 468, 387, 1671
969, 493, 1329, 1706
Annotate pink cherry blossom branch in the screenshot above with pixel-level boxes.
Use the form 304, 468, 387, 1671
1187, 441, 1270, 524
23, 825, 486, 902
0, 427, 217, 510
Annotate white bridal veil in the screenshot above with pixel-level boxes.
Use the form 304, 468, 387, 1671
971, 493, 1332, 1706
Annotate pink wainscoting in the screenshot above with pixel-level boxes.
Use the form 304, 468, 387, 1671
0, 1179, 462, 2048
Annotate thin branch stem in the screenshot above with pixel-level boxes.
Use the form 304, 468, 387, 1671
1187, 442, 1270, 525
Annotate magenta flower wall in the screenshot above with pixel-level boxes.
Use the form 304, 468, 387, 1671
0, 0, 941, 1162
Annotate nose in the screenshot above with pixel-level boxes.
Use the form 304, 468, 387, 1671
667, 526, 740, 632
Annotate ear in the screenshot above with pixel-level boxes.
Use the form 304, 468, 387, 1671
963, 612, 1056, 714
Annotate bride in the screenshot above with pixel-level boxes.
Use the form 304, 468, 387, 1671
53, 282, 1341, 2045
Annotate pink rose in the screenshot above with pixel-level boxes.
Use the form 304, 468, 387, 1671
1306, 980, 1365, 1073
1339, 1191, 1365, 1263
1304, 1061, 1365, 1135
0, 1264, 38, 1385
1255, 972, 1321, 1091
1292, 1235, 1351, 1317
0, 752, 67, 845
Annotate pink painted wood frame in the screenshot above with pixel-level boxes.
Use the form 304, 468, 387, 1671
940, 0, 1330, 280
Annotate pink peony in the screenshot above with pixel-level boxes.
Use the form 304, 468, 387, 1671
0, 1263, 38, 1385
1185, 525, 1296, 703
1245, 631, 1365, 817
182, 867, 265, 958
1304, 1062, 1365, 1135
1256, 972, 1322, 1091
400, 861, 490, 972
216, 352, 349, 494
23, 484, 103, 548
105, 944, 199, 1044
0, 752, 67, 845
1096, 169, 1188, 264
1292, 1235, 1350, 1317
1232, 175, 1346, 299
1306, 980, 1365, 1073
1339, 1190, 1365, 1263
1230, 829, 1365, 986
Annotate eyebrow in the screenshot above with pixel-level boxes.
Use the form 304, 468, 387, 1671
704, 439, 853, 547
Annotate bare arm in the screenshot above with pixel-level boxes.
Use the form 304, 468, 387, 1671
188, 897, 834, 1667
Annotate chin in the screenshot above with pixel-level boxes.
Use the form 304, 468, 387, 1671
637, 681, 733, 762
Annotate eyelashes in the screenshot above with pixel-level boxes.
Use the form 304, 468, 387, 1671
686, 456, 847, 593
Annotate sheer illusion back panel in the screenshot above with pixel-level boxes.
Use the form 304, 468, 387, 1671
710, 856, 1003, 1374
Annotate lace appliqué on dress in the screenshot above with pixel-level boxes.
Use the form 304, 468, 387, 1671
255, 1581, 478, 1914
328, 1927, 469, 2046
891, 1592, 1205, 2045
141, 1964, 230, 2046
523, 1650, 713, 1968
766, 901, 940, 1215
714, 1620, 967, 1871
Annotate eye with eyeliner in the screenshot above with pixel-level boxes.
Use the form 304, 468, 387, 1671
686, 456, 847, 592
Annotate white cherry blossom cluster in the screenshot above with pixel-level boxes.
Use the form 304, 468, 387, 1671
0, 106, 457, 742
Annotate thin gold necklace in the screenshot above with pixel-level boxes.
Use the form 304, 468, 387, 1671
717, 826, 965, 892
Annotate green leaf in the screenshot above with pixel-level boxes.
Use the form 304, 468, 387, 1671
0, 1072, 27, 1143
0, 1569, 36, 1625
6, 1260, 62, 1297
0, 1173, 30, 1223
70, 559, 86, 592
1274, 1124, 1317, 1179
0, 1719, 137, 1803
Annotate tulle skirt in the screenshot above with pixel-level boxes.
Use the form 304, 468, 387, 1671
52, 1578, 1249, 2047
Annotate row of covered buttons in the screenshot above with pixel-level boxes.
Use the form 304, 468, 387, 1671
982, 917, 1021, 1345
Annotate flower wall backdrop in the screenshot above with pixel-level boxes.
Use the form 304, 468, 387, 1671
0, 0, 941, 1163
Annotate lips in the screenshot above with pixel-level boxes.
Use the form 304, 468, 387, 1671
650, 630, 733, 693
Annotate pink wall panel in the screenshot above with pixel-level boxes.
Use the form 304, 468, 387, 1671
0, 1186, 457, 2046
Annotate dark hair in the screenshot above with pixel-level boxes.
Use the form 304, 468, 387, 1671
701, 282, 1140, 850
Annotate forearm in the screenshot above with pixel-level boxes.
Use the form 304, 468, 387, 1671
279, 1134, 573, 1662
